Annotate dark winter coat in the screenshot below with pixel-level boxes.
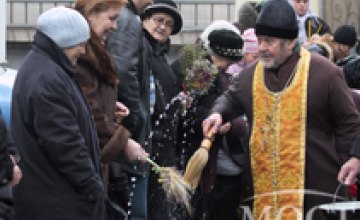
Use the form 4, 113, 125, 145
144, 30, 181, 166
10, 31, 105, 220
144, 30, 183, 220
107, 1, 152, 175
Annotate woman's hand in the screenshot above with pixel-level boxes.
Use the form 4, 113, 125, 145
125, 139, 149, 163
115, 101, 129, 123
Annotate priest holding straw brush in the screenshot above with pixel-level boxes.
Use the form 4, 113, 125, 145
201, 0, 360, 219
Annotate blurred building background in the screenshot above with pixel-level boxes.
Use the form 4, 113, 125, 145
4, 0, 360, 68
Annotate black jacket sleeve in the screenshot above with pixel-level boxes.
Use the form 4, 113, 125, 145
106, 10, 144, 138
0, 115, 14, 186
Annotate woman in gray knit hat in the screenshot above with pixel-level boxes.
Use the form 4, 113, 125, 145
11, 6, 108, 220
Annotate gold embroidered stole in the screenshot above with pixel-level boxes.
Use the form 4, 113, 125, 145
250, 48, 310, 219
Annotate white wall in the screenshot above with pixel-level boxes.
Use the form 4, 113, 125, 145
0, 0, 6, 63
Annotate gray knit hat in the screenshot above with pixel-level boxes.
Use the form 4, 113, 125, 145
37, 6, 90, 48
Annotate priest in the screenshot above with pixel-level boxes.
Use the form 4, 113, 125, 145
202, 0, 360, 219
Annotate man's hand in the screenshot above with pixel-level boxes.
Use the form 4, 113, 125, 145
124, 139, 149, 163
218, 122, 231, 135
338, 157, 360, 185
202, 113, 223, 136
115, 101, 130, 123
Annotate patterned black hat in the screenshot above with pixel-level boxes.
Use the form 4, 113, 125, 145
255, 0, 298, 39
208, 29, 244, 61
142, 0, 183, 35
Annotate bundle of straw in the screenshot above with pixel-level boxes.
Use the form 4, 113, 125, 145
146, 158, 193, 215
183, 130, 215, 188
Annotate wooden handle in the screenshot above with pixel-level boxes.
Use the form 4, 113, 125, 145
200, 129, 215, 150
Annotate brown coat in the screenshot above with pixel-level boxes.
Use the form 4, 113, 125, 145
211, 51, 360, 218
76, 37, 130, 187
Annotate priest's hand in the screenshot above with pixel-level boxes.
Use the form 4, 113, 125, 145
218, 122, 231, 134
338, 157, 360, 185
202, 113, 223, 136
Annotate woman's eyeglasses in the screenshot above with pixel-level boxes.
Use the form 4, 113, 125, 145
294, 0, 309, 3
151, 16, 174, 30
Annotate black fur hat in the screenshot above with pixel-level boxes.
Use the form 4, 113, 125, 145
208, 29, 244, 61
334, 25, 357, 48
255, 0, 298, 39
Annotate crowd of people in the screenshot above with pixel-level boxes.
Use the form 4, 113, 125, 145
1, 0, 360, 219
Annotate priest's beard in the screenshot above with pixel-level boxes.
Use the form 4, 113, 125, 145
260, 40, 291, 69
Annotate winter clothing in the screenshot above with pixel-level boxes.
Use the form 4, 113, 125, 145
0, 113, 15, 220
341, 56, 360, 89
106, 1, 152, 219
37, 6, 90, 48
107, 0, 151, 176
142, 0, 183, 35
143, 29, 182, 220
199, 20, 240, 51
334, 25, 357, 48
11, 31, 104, 220
208, 29, 244, 61
306, 42, 333, 61
75, 32, 131, 195
255, 0, 298, 39
211, 51, 360, 219
243, 28, 259, 54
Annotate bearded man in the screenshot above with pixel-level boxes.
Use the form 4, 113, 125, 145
202, 0, 360, 219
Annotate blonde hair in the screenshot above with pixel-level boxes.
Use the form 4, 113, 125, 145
75, 0, 127, 16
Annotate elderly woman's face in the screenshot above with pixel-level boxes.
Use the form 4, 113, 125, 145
143, 12, 174, 44
87, 6, 120, 44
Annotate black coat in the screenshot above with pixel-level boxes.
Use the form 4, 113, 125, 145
106, 1, 152, 175
144, 30, 183, 220
144, 30, 181, 166
10, 31, 105, 220
0, 113, 15, 219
